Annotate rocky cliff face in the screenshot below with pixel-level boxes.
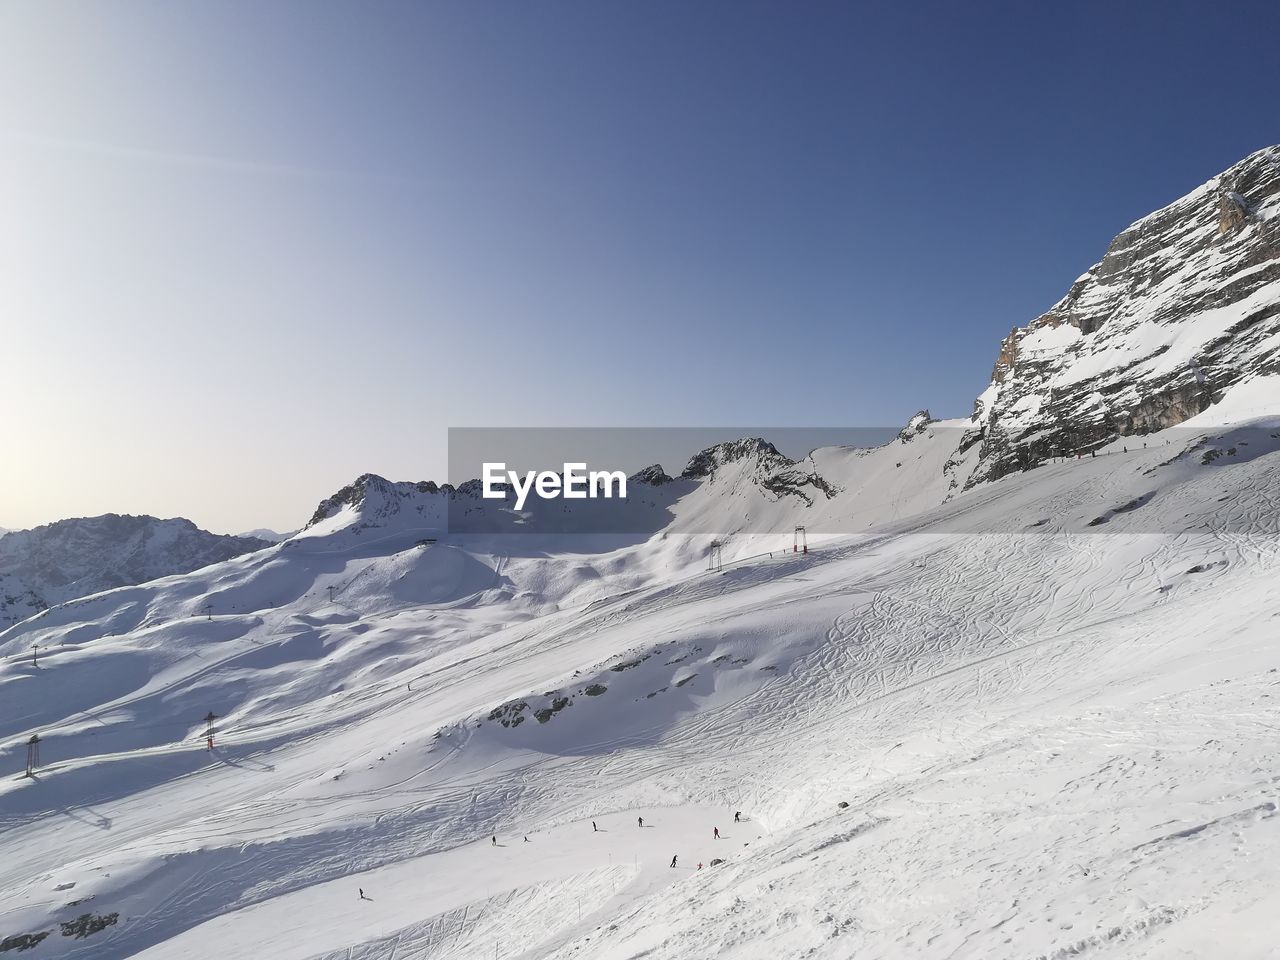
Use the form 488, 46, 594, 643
0, 516, 270, 628
963, 145, 1280, 485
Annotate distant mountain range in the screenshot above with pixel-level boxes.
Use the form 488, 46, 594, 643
0, 515, 270, 629
5, 148, 1279, 637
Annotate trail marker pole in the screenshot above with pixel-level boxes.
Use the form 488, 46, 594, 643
327, 586, 336, 603
708, 540, 724, 574
201, 603, 212, 620
203, 711, 219, 751
25, 734, 40, 776
32, 644, 40, 667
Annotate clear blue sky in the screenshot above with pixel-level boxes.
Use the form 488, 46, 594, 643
2, 1, 1277, 532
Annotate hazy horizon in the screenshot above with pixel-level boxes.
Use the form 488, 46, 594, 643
5, 1, 1278, 533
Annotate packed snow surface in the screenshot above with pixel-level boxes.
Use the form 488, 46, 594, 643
3, 408, 1280, 959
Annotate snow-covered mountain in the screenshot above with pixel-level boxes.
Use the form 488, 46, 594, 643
236, 528, 294, 544
297, 426, 958, 544
2, 148, 1280, 960
963, 145, 1280, 485
0, 516, 271, 629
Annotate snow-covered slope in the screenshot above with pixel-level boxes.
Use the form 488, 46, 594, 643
3, 149, 1280, 960
2, 409, 1279, 959
0, 516, 270, 629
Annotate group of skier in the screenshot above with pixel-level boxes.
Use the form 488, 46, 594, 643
500, 809, 746, 865
667, 810, 741, 869
365, 810, 747, 900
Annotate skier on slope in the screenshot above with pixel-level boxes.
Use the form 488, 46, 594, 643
734, 811, 740, 823
491, 835, 497, 846
713, 827, 720, 839
637, 816, 644, 828
670, 854, 678, 868
593, 821, 598, 832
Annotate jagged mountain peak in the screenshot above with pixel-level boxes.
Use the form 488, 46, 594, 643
629, 464, 674, 485
305, 474, 453, 529
306, 474, 387, 527
680, 438, 793, 479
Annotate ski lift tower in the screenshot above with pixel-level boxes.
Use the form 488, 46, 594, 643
203, 712, 219, 751
794, 525, 808, 555
25, 735, 40, 777
707, 539, 724, 574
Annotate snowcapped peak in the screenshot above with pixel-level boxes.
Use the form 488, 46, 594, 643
680, 438, 792, 479
629, 464, 674, 485
304, 474, 452, 533
306, 473, 389, 527
897, 410, 934, 441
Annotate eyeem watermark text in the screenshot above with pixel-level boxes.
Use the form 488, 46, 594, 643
483, 462, 627, 510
